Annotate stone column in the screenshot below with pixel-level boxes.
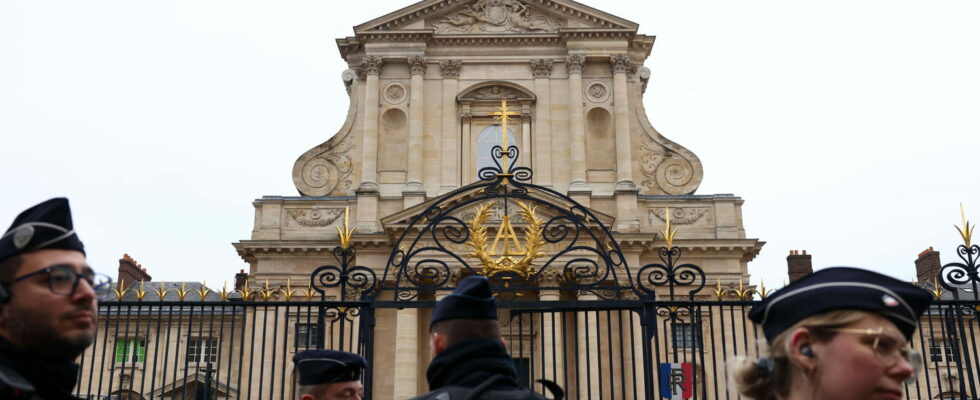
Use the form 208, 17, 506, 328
392, 308, 419, 399
566, 55, 588, 189
520, 109, 532, 169
530, 59, 553, 187
610, 54, 635, 188
357, 56, 383, 231
439, 60, 461, 194
460, 110, 473, 183
357, 56, 383, 191
539, 271, 564, 387
576, 291, 601, 400
405, 55, 427, 202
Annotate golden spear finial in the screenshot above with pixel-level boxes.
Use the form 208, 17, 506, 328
956, 203, 974, 247
219, 281, 232, 301
337, 206, 356, 249
659, 206, 677, 248
195, 280, 211, 300
931, 275, 945, 300
135, 280, 147, 301
713, 278, 726, 300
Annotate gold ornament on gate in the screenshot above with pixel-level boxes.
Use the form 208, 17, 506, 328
465, 200, 546, 279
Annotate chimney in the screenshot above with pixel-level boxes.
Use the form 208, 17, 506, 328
117, 254, 152, 288
234, 269, 249, 291
787, 250, 813, 283
915, 247, 942, 283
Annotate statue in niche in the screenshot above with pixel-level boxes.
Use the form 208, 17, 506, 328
434, 0, 561, 34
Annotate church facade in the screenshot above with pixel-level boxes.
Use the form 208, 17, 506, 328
232, 0, 762, 398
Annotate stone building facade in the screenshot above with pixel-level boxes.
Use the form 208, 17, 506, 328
230, 0, 763, 398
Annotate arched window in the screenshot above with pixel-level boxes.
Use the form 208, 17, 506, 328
476, 125, 518, 173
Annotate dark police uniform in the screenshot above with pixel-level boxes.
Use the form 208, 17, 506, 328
0, 198, 87, 400
410, 276, 557, 400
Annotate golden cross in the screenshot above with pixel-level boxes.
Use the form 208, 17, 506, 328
489, 99, 521, 174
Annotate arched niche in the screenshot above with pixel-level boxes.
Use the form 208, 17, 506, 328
585, 107, 616, 179
378, 108, 408, 179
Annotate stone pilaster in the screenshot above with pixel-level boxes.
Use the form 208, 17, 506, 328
405, 55, 427, 198
566, 55, 588, 189
576, 290, 601, 399
539, 271, 564, 387
531, 59, 553, 186
611, 54, 639, 231
357, 56, 382, 192
460, 110, 473, 183
440, 60, 461, 193
392, 308, 419, 399
610, 54, 635, 188
520, 109, 532, 169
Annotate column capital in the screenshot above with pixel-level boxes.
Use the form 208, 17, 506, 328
530, 59, 555, 78
538, 269, 564, 287
609, 54, 636, 75
408, 55, 428, 76
439, 59, 462, 78
356, 56, 383, 80
460, 111, 473, 123
520, 110, 532, 122
566, 54, 584, 75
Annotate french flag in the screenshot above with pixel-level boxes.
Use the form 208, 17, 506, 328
659, 362, 693, 400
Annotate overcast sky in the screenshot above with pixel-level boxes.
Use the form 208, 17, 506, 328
1, 0, 978, 292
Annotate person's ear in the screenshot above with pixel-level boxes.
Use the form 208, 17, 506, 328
499, 337, 507, 350
788, 327, 819, 371
431, 332, 447, 356
300, 393, 315, 400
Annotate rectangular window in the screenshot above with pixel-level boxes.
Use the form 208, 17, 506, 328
295, 323, 319, 348
114, 338, 146, 363
672, 323, 697, 349
929, 339, 959, 363
187, 338, 218, 363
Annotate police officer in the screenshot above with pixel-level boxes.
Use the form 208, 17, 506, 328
0, 198, 105, 399
293, 349, 367, 400
410, 275, 559, 400
732, 267, 932, 400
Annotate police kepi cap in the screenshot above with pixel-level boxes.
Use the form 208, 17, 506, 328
429, 275, 497, 330
0, 198, 85, 264
293, 350, 366, 385
748, 267, 932, 342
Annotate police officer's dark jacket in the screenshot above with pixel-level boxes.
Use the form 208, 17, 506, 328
409, 338, 550, 400
0, 336, 81, 400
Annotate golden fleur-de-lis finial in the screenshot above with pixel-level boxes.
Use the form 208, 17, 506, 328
175, 282, 191, 301
135, 280, 147, 301
237, 279, 253, 301
154, 283, 171, 301
338, 206, 356, 249
734, 279, 753, 300
930, 275, 945, 300
757, 279, 774, 299
956, 203, 974, 247
713, 278, 726, 301
196, 281, 211, 300
298, 282, 316, 301
219, 281, 232, 301
113, 280, 130, 301
259, 279, 275, 301
279, 278, 296, 301
660, 206, 678, 248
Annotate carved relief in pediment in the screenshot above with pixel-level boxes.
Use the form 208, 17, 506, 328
458, 84, 534, 102
432, 0, 562, 34
284, 208, 344, 228
648, 207, 710, 226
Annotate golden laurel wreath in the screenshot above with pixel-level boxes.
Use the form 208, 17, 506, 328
465, 200, 546, 279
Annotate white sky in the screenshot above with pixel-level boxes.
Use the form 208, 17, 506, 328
1, 0, 978, 291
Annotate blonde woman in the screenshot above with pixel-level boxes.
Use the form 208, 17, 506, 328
734, 267, 932, 400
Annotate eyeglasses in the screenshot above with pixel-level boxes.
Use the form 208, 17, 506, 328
826, 327, 923, 379
5, 264, 112, 297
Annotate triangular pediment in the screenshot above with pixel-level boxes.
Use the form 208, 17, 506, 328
354, 0, 638, 34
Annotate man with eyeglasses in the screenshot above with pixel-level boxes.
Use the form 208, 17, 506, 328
0, 198, 109, 399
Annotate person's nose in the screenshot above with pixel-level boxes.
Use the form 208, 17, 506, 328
72, 277, 97, 304
887, 354, 916, 382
